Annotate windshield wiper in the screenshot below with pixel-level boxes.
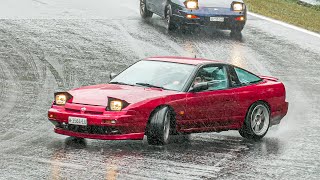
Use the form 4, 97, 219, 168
135, 83, 167, 90
109, 81, 133, 86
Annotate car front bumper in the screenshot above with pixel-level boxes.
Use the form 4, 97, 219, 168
54, 128, 145, 140
48, 105, 147, 140
172, 9, 246, 30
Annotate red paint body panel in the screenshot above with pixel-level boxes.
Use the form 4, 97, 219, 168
54, 128, 145, 140
69, 84, 177, 106
48, 57, 288, 140
228, 79, 288, 126
48, 105, 147, 136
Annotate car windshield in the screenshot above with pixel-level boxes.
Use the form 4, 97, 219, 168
110, 60, 195, 91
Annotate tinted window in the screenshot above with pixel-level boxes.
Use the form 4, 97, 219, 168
234, 67, 262, 85
110, 60, 195, 91
191, 65, 228, 91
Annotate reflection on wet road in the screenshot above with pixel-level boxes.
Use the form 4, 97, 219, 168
46, 135, 282, 179
0, 0, 320, 179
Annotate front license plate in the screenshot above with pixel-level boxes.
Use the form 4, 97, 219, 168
210, 17, 224, 22
68, 117, 87, 126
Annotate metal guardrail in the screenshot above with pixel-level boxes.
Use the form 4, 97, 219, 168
299, 0, 320, 5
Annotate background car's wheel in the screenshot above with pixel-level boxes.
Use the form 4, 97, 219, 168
230, 27, 243, 37
140, 0, 153, 19
239, 101, 270, 140
165, 5, 177, 31
147, 107, 172, 145
230, 30, 241, 37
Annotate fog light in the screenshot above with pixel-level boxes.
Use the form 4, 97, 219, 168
235, 16, 245, 21
102, 120, 117, 124
48, 114, 54, 119
186, 14, 199, 19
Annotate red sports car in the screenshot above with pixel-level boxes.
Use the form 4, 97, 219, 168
48, 56, 288, 145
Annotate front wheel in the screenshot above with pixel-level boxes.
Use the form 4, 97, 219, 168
65, 137, 86, 145
239, 102, 270, 140
230, 27, 243, 37
147, 107, 172, 145
140, 0, 153, 19
166, 5, 177, 31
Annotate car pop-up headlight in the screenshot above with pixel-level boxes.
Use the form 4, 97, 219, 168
56, 94, 66, 105
232, 2, 245, 11
54, 92, 73, 106
110, 100, 123, 111
184, 0, 198, 10
107, 97, 129, 111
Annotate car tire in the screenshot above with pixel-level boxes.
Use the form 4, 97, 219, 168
230, 27, 243, 37
165, 5, 177, 31
68, 137, 85, 143
239, 101, 270, 140
147, 107, 172, 145
140, 0, 153, 19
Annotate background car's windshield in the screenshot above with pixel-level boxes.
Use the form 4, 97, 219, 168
110, 60, 195, 91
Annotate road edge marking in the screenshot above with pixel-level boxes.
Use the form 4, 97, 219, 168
248, 11, 320, 39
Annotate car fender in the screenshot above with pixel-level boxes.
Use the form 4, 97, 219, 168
125, 93, 187, 123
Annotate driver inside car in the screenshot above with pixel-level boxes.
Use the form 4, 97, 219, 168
192, 76, 203, 86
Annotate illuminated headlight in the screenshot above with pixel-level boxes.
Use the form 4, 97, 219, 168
54, 92, 72, 106
185, 0, 198, 9
233, 3, 244, 11
110, 100, 123, 111
107, 98, 129, 111
55, 94, 67, 105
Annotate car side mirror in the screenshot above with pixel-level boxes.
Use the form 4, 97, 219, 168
109, 72, 117, 80
189, 82, 209, 92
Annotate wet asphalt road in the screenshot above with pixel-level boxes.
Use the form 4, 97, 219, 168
0, 0, 320, 179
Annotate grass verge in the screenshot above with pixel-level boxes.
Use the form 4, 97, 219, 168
243, 0, 320, 33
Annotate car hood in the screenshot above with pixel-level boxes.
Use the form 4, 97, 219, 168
180, 0, 243, 8
68, 84, 178, 106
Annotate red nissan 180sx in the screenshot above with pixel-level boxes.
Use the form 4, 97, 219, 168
48, 56, 288, 145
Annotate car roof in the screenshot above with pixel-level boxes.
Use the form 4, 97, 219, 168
145, 56, 223, 65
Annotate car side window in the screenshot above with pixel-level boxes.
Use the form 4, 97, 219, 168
234, 67, 262, 85
192, 65, 228, 91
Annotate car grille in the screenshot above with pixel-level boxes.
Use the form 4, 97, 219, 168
58, 124, 120, 135
65, 108, 103, 115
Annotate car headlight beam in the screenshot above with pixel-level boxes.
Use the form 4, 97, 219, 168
110, 100, 123, 111
54, 92, 72, 106
232, 2, 244, 11
107, 98, 129, 111
185, 0, 198, 9
56, 94, 67, 105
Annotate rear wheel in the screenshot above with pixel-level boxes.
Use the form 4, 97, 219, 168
147, 107, 172, 145
165, 5, 177, 31
239, 102, 270, 140
140, 0, 153, 19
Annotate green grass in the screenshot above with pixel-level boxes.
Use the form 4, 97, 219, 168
244, 0, 320, 33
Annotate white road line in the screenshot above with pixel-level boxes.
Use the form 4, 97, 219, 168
248, 12, 320, 39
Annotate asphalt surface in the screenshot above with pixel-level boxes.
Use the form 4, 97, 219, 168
0, 0, 320, 179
